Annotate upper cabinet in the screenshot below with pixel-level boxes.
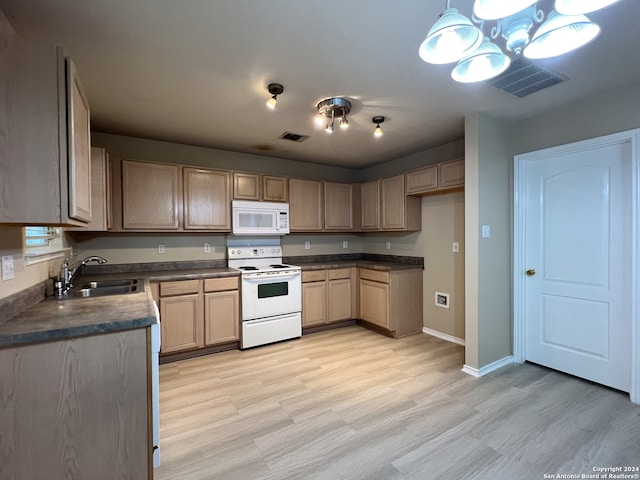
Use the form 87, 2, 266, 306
121, 160, 181, 230
66, 147, 109, 232
359, 176, 420, 232
66, 58, 92, 223
233, 172, 288, 202
0, 34, 91, 225
324, 182, 354, 231
360, 180, 381, 230
184, 167, 230, 230
289, 178, 323, 231
406, 158, 465, 195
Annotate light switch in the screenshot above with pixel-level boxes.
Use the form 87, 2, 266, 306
343, 241, 348, 249
2, 255, 15, 281
482, 225, 491, 238
452, 242, 460, 253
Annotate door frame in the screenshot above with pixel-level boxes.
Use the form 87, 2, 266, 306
513, 129, 640, 403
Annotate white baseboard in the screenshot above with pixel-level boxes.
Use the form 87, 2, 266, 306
461, 355, 514, 378
422, 327, 465, 346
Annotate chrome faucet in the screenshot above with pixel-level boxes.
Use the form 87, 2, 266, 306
57, 255, 108, 295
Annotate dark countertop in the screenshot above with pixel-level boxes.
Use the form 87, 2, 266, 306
0, 267, 238, 348
0, 256, 420, 348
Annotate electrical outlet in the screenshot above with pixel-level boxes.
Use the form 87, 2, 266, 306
385, 241, 391, 250
157, 244, 165, 254
304, 241, 310, 250
204, 242, 211, 253
482, 225, 491, 238
452, 242, 460, 253
1, 255, 15, 281
343, 241, 348, 249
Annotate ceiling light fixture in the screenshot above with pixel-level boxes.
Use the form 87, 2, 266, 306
419, 0, 620, 83
372, 116, 385, 137
266, 83, 284, 110
316, 97, 351, 134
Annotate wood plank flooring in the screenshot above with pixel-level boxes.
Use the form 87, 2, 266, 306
155, 326, 640, 480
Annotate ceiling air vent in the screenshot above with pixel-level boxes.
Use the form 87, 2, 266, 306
487, 58, 568, 98
279, 132, 309, 143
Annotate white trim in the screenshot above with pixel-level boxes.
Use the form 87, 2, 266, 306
422, 327, 465, 346
513, 128, 640, 404
462, 355, 514, 377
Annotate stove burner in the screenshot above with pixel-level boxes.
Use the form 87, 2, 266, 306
270, 264, 289, 269
239, 266, 259, 271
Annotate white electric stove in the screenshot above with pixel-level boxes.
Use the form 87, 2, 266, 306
227, 238, 302, 349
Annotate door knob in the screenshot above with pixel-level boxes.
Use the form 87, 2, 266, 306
526, 269, 536, 276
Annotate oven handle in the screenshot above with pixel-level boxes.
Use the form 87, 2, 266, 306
242, 272, 301, 282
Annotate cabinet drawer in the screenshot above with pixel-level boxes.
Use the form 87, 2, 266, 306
159, 279, 200, 296
204, 277, 239, 292
302, 270, 326, 282
358, 268, 389, 283
328, 268, 351, 280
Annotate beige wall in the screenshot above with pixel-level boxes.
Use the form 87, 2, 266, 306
0, 226, 65, 300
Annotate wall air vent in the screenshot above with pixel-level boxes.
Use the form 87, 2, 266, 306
279, 132, 309, 143
487, 58, 568, 98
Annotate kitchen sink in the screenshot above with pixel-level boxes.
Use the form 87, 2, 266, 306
68, 278, 144, 298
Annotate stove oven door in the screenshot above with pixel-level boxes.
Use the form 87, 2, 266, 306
241, 271, 302, 320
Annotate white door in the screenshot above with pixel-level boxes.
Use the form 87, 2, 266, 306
520, 138, 632, 392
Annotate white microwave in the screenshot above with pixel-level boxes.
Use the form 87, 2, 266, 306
232, 200, 290, 235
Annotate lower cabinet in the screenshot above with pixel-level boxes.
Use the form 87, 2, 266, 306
358, 268, 423, 338
302, 268, 353, 327
0, 329, 150, 479
156, 276, 239, 355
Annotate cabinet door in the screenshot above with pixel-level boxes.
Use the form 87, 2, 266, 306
66, 147, 107, 231
184, 167, 231, 230
302, 281, 327, 327
263, 175, 288, 202
0, 34, 63, 224
122, 160, 180, 229
359, 279, 390, 329
406, 165, 437, 194
204, 290, 239, 345
233, 172, 261, 200
360, 180, 380, 230
289, 178, 323, 231
160, 294, 203, 353
438, 158, 465, 188
328, 277, 352, 322
381, 174, 406, 230
324, 182, 353, 231
66, 58, 92, 223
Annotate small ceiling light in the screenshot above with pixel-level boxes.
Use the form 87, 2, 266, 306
555, 0, 622, 15
418, 6, 483, 64
452, 37, 511, 82
473, 0, 538, 21
523, 12, 600, 59
316, 97, 351, 133
372, 116, 385, 137
266, 83, 284, 110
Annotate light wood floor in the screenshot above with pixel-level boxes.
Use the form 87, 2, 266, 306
155, 326, 640, 480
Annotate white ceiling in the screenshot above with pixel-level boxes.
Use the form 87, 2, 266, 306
1, 0, 639, 168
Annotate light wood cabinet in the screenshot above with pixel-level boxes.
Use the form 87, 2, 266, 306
406, 158, 465, 195
122, 160, 180, 230
66, 147, 109, 231
184, 167, 230, 230
66, 58, 92, 223
233, 172, 288, 202
204, 277, 239, 346
381, 174, 421, 231
157, 276, 239, 356
360, 180, 381, 230
0, 34, 91, 225
290, 178, 323, 231
324, 182, 354, 230
358, 268, 423, 338
302, 268, 353, 327
0, 329, 150, 479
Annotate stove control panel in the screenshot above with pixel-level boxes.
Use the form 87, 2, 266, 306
228, 247, 281, 259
